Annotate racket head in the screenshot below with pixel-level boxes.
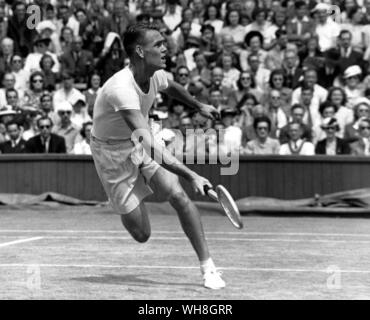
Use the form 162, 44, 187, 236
215, 185, 243, 229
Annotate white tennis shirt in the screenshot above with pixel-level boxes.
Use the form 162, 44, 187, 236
92, 67, 168, 140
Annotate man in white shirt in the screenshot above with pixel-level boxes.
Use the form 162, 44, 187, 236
162, 0, 182, 30
90, 23, 225, 290
312, 3, 341, 51
279, 122, 315, 155
292, 68, 328, 106
53, 71, 84, 107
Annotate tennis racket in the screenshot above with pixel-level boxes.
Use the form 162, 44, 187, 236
204, 185, 243, 229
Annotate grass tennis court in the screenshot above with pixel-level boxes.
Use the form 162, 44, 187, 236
1, 204, 370, 300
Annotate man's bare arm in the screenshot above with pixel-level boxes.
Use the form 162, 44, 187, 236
119, 109, 211, 195
162, 80, 219, 120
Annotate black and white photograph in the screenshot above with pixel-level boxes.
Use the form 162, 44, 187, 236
1, 0, 370, 304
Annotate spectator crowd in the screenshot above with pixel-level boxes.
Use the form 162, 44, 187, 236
1, 0, 370, 157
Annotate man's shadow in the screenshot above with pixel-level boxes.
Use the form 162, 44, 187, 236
71, 274, 197, 288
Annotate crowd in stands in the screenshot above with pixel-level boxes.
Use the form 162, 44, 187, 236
1, 0, 370, 157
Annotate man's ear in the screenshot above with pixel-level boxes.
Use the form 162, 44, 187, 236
136, 45, 144, 58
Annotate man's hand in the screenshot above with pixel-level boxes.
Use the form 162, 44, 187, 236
198, 103, 219, 120
189, 173, 213, 196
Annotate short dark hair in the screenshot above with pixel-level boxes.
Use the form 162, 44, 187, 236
253, 116, 271, 132
291, 103, 305, 113
295, 1, 307, 9
123, 23, 160, 58
319, 101, 338, 116
6, 121, 19, 130
268, 69, 285, 88
37, 116, 53, 128
339, 29, 352, 39
6, 88, 18, 97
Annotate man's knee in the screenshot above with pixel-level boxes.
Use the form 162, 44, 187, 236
131, 229, 151, 243
167, 187, 190, 207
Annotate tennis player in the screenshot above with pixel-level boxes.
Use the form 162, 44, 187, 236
90, 23, 225, 289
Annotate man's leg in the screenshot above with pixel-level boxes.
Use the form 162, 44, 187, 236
121, 203, 151, 243
149, 166, 225, 289
150, 166, 209, 261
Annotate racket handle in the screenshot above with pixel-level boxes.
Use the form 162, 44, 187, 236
204, 185, 218, 201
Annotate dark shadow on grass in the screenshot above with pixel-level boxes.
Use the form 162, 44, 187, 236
71, 274, 197, 288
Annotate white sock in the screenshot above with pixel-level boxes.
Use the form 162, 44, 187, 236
200, 258, 216, 274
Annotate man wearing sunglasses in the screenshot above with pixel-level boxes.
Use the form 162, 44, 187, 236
52, 101, 79, 154
350, 118, 370, 156
25, 116, 66, 153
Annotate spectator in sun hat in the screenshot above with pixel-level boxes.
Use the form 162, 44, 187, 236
342, 65, 365, 109
350, 117, 370, 156
315, 117, 351, 155
311, 2, 341, 52
344, 97, 370, 143
36, 19, 60, 55
24, 33, 60, 74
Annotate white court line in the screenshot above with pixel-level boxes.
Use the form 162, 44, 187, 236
0, 237, 43, 248
1, 230, 370, 237
0, 263, 370, 274
0, 235, 369, 244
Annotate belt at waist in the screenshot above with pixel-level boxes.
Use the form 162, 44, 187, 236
91, 135, 133, 145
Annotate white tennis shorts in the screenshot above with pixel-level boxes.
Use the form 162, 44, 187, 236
90, 136, 160, 214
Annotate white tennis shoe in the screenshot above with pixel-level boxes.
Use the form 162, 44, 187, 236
203, 270, 226, 290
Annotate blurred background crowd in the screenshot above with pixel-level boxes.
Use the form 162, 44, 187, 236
1, 0, 370, 157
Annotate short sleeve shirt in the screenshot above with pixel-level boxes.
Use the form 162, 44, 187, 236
92, 67, 168, 140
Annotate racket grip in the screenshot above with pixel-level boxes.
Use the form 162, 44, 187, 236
204, 185, 212, 195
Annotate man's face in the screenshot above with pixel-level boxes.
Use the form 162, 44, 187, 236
6, 91, 18, 107
270, 91, 281, 108
72, 37, 83, 52
59, 8, 69, 21
304, 71, 317, 87
58, 109, 72, 125
211, 68, 223, 86
7, 123, 20, 140
296, 5, 307, 18
41, 96, 53, 112
249, 36, 261, 52
301, 89, 313, 105
324, 125, 336, 139
15, 4, 26, 21
141, 30, 167, 71
284, 52, 296, 68
1, 40, 13, 55
292, 108, 305, 123
180, 22, 191, 36
248, 56, 259, 71
288, 123, 302, 141
359, 120, 370, 138
193, 0, 203, 12
3, 75, 15, 89
177, 68, 189, 85
317, 9, 328, 23
209, 91, 222, 106
256, 121, 269, 139
323, 106, 336, 118
63, 75, 74, 89
38, 119, 52, 139
180, 117, 193, 135
339, 32, 352, 49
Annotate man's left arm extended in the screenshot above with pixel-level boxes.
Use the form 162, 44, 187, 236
162, 80, 219, 120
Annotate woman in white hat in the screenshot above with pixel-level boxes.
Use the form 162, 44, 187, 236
342, 65, 365, 108
315, 117, 351, 155
344, 97, 370, 142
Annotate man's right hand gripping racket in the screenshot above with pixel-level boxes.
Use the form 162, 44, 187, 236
204, 185, 243, 229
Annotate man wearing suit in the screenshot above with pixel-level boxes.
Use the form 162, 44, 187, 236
282, 49, 304, 90
350, 118, 370, 156
335, 30, 367, 75
25, 117, 66, 154
315, 118, 351, 155
287, 1, 314, 48
0, 121, 26, 154
59, 36, 94, 86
